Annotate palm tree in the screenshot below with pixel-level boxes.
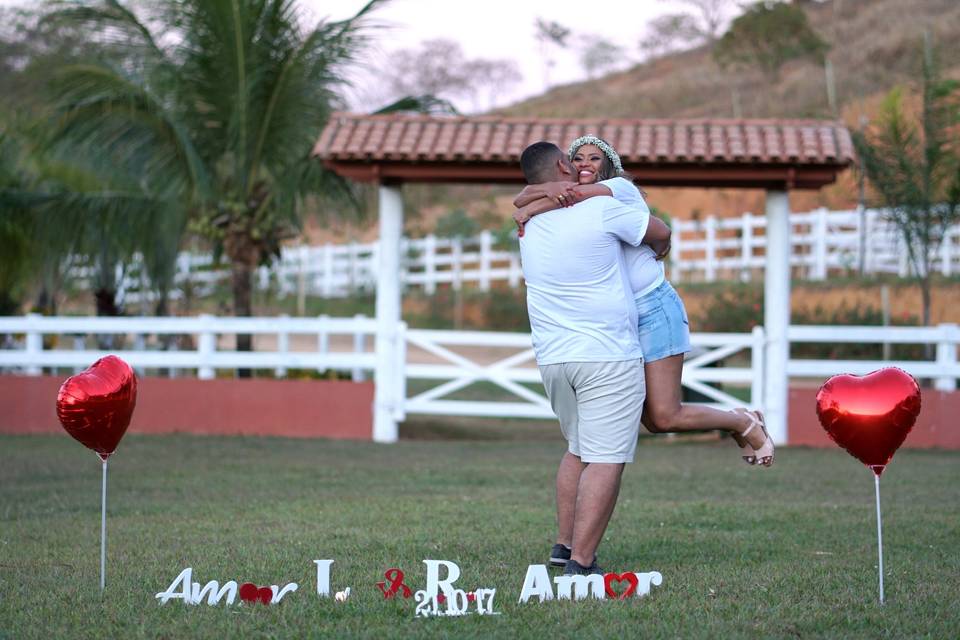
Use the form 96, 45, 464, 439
44, 0, 385, 354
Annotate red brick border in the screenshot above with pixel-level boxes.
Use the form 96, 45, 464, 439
0, 375, 373, 440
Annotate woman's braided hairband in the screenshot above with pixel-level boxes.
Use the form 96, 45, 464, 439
567, 135, 624, 175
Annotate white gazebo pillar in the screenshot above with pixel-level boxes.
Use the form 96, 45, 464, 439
764, 190, 790, 445
373, 183, 403, 443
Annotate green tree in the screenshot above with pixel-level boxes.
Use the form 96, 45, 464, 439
713, 1, 828, 80
43, 0, 387, 354
0, 130, 34, 315
853, 40, 960, 328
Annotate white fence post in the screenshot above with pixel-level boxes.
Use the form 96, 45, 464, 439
317, 314, 330, 373
73, 335, 85, 373
25, 313, 42, 376
393, 321, 407, 421
705, 216, 717, 282
133, 333, 146, 376
197, 314, 216, 380
322, 243, 334, 297
479, 230, 492, 292
935, 323, 958, 392
451, 237, 463, 291
751, 325, 765, 410
424, 234, 437, 295
275, 314, 289, 378
352, 314, 366, 382
740, 212, 753, 282
813, 207, 828, 280
941, 231, 953, 277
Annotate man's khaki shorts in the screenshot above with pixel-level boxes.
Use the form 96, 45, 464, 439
539, 359, 645, 463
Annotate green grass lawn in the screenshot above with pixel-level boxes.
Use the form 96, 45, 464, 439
1, 433, 958, 639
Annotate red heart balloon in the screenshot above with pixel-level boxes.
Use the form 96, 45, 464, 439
238, 582, 273, 604
604, 572, 639, 600
815, 368, 921, 475
56, 356, 137, 460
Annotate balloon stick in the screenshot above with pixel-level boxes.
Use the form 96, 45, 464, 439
873, 469, 884, 605
101, 458, 108, 593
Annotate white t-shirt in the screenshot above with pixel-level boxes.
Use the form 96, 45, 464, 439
519, 195, 649, 366
600, 177, 665, 299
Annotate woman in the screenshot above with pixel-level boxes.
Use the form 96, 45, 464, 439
513, 135, 774, 466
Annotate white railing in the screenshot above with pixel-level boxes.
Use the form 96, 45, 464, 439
68, 208, 960, 304
670, 207, 960, 283
3, 317, 958, 430
401, 327, 764, 418
0, 314, 378, 381
787, 324, 959, 391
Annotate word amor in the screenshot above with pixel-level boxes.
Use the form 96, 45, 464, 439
155, 560, 336, 605
518, 565, 663, 601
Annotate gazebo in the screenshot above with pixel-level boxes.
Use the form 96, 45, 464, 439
314, 113, 856, 443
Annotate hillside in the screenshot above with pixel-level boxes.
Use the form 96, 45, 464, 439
500, 0, 960, 122
306, 0, 960, 243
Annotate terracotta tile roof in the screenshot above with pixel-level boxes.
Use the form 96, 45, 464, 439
314, 113, 855, 166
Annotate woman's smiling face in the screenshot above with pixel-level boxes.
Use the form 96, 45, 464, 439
571, 144, 604, 184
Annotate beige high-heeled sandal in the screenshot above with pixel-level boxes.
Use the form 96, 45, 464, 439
736, 409, 774, 467
751, 410, 774, 467
730, 408, 758, 465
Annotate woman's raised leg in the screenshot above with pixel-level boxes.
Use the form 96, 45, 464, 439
641, 354, 770, 462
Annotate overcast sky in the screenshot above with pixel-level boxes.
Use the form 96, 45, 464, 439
309, 0, 732, 112
2, 0, 736, 112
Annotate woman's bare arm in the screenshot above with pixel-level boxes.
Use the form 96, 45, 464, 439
514, 196, 561, 231
512, 181, 579, 208
644, 216, 672, 259
570, 183, 613, 199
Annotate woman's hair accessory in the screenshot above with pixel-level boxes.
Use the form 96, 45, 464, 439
568, 135, 624, 175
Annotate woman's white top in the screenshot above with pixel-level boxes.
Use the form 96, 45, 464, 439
600, 177, 666, 299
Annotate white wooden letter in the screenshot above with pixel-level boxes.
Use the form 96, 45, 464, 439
314, 559, 334, 597
518, 564, 554, 603
192, 580, 237, 606
156, 568, 193, 605
633, 571, 663, 596
423, 559, 461, 599
271, 583, 299, 603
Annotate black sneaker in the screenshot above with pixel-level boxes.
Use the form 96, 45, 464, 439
549, 544, 571, 567
563, 558, 604, 575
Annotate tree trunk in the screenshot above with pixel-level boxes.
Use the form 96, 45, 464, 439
94, 288, 121, 317
232, 261, 255, 377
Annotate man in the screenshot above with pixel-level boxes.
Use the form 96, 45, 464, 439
518, 141, 671, 575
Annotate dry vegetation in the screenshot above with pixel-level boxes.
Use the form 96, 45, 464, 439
500, 0, 960, 122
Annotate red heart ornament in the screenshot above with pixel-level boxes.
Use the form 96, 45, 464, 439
238, 582, 273, 604
816, 368, 921, 475
56, 356, 137, 460
604, 572, 639, 600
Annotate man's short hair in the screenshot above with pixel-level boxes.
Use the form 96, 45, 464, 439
520, 141, 564, 184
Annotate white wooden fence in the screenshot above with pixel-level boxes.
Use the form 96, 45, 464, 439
68, 207, 960, 305
671, 207, 960, 283
2, 316, 958, 435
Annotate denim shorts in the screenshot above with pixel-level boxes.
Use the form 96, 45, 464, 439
634, 281, 691, 362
